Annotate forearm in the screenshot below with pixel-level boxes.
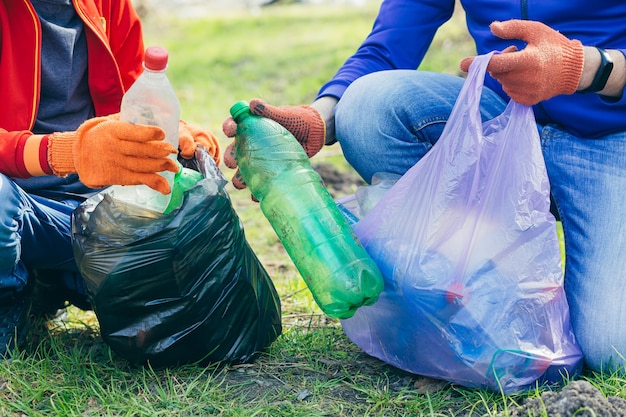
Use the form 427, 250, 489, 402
0, 131, 53, 178
577, 47, 626, 98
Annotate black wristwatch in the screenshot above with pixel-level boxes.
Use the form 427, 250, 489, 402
578, 47, 614, 94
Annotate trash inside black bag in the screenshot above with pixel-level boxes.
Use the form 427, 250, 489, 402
71, 149, 282, 367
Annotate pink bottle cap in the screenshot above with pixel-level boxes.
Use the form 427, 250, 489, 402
144, 46, 168, 71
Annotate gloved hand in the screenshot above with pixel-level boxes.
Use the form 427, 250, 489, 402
48, 116, 179, 194
178, 120, 221, 165
459, 20, 584, 105
222, 98, 326, 190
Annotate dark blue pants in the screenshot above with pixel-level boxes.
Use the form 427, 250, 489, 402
0, 174, 90, 308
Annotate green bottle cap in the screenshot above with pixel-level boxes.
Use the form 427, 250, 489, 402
229, 101, 250, 120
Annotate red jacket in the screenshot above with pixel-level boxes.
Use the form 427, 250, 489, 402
0, 0, 144, 178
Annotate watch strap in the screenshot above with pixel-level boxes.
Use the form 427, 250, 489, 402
578, 47, 614, 94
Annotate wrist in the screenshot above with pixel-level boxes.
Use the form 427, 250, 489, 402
311, 96, 337, 145
577, 47, 614, 94
577, 46, 600, 92
47, 131, 77, 177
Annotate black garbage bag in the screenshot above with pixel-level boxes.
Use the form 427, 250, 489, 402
71, 149, 282, 367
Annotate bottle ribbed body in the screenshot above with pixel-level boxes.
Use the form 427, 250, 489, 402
231, 101, 383, 319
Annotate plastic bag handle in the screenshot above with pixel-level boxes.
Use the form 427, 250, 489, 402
444, 51, 497, 140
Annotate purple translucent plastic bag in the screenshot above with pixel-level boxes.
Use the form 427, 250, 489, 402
340, 52, 583, 394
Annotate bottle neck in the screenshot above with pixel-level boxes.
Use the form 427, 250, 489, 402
140, 67, 168, 82
233, 109, 252, 124
143, 62, 167, 75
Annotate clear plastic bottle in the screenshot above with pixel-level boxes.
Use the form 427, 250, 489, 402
229, 101, 384, 319
108, 46, 181, 213
355, 172, 401, 216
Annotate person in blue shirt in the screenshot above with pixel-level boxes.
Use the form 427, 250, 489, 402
223, 1, 626, 374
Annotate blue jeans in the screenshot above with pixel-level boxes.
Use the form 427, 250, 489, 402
335, 69, 626, 373
0, 174, 89, 308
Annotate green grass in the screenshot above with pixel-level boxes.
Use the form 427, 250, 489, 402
0, 2, 622, 416
141, 2, 474, 135
141, 4, 387, 134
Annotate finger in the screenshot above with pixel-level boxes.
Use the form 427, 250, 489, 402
178, 126, 196, 159
459, 56, 474, 72
486, 51, 527, 74
222, 117, 237, 138
231, 170, 247, 189
461, 45, 519, 73
489, 19, 543, 43
178, 144, 196, 160
106, 170, 172, 194
249, 98, 295, 122
113, 155, 180, 175
108, 121, 166, 142
249, 98, 271, 117
135, 173, 172, 194
189, 127, 221, 164
501, 45, 518, 54
489, 69, 539, 105
223, 141, 238, 169
115, 139, 178, 158
502, 88, 539, 106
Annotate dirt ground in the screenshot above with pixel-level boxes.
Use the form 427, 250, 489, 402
226, 360, 626, 416
506, 380, 626, 416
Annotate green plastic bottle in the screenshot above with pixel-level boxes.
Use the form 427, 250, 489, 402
163, 163, 204, 214
230, 101, 384, 319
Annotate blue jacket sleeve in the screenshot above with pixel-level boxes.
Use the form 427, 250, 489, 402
317, 0, 457, 100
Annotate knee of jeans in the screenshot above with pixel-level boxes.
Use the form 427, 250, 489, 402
336, 72, 409, 179
575, 314, 626, 373
335, 75, 383, 143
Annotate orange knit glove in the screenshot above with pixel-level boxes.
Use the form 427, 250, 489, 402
222, 98, 326, 190
459, 20, 584, 105
48, 116, 179, 194
178, 120, 221, 165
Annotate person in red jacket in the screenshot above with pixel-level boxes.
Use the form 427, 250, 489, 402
0, 0, 220, 357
